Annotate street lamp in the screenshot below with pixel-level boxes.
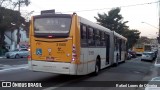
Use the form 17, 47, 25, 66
141, 21, 160, 43
141, 22, 159, 30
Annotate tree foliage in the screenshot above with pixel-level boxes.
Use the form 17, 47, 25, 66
95, 7, 140, 49
0, 0, 30, 47
0, 7, 25, 46
0, 0, 12, 7
123, 29, 140, 48
0, 0, 30, 9
0, 7, 25, 30
12, 0, 30, 9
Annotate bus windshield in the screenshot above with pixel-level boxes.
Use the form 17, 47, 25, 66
34, 17, 71, 37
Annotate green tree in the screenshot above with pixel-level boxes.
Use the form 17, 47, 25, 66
0, 0, 30, 48
94, 8, 124, 33
0, 7, 25, 47
94, 7, 140, 49
0, 0, 12, 7
124, 29, 140, 48
12, 0, 30, 10
0, 0, 30, 9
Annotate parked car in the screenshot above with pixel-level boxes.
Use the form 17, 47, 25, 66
128, 50, 137, 58
141, 52, 155, 61
152, 49, 158, 57
5, 48, 29, 59
152, 50, 157, 60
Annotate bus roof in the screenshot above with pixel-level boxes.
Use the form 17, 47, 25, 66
78, 16, 127, 41
79, 16, 111, 34
113, 31, 127, 41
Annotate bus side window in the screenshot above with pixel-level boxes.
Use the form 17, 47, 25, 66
88, 27, 95, 46
95, 30, 100, 46
114, 37, 118, 51
81, 24, 87, 39
105, 33, 110, 47
100, 32, 105, 46
80, 24, 88, 47
122, 40, 126, 51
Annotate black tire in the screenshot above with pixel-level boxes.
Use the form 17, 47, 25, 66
115, 54, 119, 66
15, 54, 20, 59
93, 59, 100, 76
122, 59, 125, 63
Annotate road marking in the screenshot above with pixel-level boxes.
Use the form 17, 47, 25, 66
0, 64, 28, 72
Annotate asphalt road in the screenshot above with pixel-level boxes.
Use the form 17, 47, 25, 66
0, 58, 27, 65
0, 58, 28, 71
0, 57, 159, 90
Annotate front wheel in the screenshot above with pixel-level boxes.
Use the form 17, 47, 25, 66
15, 54, 20, 59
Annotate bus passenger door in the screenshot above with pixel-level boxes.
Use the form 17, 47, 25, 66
119, 39, 122, 60
106, 34, 110, 64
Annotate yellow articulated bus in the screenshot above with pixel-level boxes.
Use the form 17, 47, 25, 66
28, 10, 127, 75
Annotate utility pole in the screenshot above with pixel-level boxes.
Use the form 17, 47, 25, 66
157, 0, 160, 44
17, 0, 20, 48
158, 0, 160, 43
158, 0, 160, 41
159, 0, 160, 42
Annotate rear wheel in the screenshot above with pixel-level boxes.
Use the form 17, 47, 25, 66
115, 54, 119, 66
6, 56, 10, 59
93, 59, 100, 76
15, 54, 20, 59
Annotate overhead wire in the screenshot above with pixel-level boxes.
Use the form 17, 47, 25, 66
27, 1, 160, 14
62, 1, 160, 13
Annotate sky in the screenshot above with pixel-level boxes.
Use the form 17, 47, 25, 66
20, 0, 159, 38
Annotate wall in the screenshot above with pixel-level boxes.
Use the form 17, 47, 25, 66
4, 28, 28, 51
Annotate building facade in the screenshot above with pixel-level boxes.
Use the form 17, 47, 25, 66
4, 28, 28, 51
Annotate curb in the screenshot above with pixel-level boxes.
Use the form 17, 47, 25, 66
155, 57, 160, 67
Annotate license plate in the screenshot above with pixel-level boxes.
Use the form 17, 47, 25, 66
46, 57, 54, 61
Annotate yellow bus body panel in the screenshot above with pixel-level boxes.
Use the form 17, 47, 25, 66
29, 15, 80, 63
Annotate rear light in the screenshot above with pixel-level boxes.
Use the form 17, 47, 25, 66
48, 35, 53, 38
72, 44, 77, 61
28, 49, 31, 60
27, 47, 31, 60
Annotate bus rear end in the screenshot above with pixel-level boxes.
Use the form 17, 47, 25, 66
28, 13, 80, 75
133, 44, 144, 55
